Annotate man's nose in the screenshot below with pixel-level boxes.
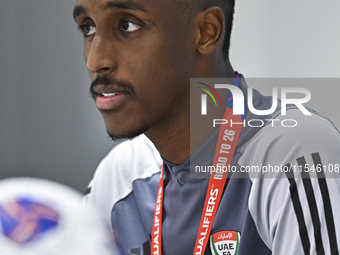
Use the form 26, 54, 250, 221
86, 35, 117, 74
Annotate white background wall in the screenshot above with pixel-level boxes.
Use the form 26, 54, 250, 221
0, 1, 114, 192
232, 0, 340, 78
0, 1, 339, 191
231, 0, 340, 136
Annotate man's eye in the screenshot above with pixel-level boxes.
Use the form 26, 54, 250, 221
80, 24, 96, 37
119, 21, 141, 32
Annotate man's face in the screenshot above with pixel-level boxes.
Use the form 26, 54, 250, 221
74, 0, 197, 140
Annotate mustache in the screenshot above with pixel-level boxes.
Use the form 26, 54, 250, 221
89, 76, 135, 99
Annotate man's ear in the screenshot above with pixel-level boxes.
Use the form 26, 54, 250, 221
196, 6, 225, 56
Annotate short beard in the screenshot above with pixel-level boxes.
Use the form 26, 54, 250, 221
106, 125, 149, 142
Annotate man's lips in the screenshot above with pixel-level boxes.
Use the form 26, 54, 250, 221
92, 84, 131, 96
100, 93, 119, 97
93, 85, 130, 111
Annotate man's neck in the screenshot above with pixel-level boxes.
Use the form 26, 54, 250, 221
146, 114, 191, 165
146, 62, 235, 165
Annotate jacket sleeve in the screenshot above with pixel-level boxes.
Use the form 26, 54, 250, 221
239, 109, 340, 254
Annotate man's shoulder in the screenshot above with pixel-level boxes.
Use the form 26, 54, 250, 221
96, 134, 162, 178
107, 134, 160, 159
84, 135, 162, 224
240, 108, 340, 166
239, 109, 340, 253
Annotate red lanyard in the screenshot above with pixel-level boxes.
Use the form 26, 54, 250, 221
151, 76, 243, 255
151, 164, 165, 255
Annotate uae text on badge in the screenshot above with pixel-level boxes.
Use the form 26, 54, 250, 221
210, 230, 240, 255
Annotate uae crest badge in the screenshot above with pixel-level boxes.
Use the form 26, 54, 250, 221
210, 230, 240, 255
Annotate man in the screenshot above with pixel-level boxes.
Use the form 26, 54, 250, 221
74, 0, 340, 254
